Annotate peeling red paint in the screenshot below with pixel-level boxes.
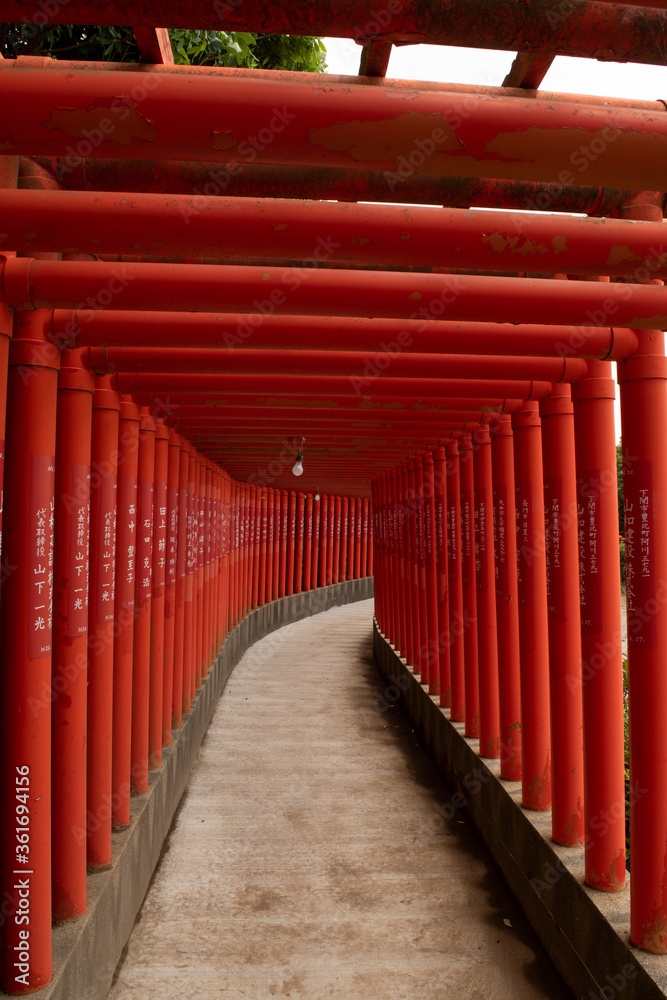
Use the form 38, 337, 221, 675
42, 105, 156, 146
307, 111, 463, 164
482, 233, 548, 256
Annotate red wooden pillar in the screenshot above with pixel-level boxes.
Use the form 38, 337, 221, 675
221, 473, 232, 635
333, 495, 342, 584
286, 490, 297, 596
361, 498, 370, 577
86, 376, 120, 870
433, 447, 450, 707
319, 495, 329, 587
573, 361, 626, 890
183, 448, 196, 709
303, 493, 314, 591
381, 476, 391, 638
112, 396, 140, 827
513, 402, 551, 812
422, 452, 440, 696
295, 492, 305, 594
339, 496, 349, 583
272, 487, 281, 600
345, 496, 354, 588
489, 416, 522, 782
131, 409, 155, 795
355, 494, 363, 580
407, 460, 423, 677
540, 386, 584, 846
459, 433, 479, 738
202, 462, 213, 674
163, 429, 180, 744
400, 465, 416, 666
258, 488, 268, 605
0, 311, 59, 993
446, 441, 465, 723
149, 422, 168, 768
327, 495, 336, 585
278, 490, 288, 598
172, 439, 189, 729
265, 487, 275, 604
619, 326, 667, 946
52, 349, 94, 922
473, 426, 500, 758
394, 468, 408, 661
251, 486, 261, 610
194, 455, 205, 682
311, 493, 321, 589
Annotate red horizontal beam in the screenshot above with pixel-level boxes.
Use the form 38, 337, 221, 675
115, 372, 552, 399
7, 190, 666, 280
1, 1, 665, 64
86, 346, 587, 382
3, 259, 665, 329
58, 311, 631, 360
40, 157, 625, 215
135, 393, 518, 414
2, 65, 666, 189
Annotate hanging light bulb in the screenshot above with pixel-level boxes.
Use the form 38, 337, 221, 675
315, 489, 320, 501
292, 451, 304, 476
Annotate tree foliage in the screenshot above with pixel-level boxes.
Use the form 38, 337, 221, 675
0, 24, 327, 72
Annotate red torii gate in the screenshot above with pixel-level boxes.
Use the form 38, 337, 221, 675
0, 2, 667, 994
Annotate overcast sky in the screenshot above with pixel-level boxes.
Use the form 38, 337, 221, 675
323, 39, 667, 442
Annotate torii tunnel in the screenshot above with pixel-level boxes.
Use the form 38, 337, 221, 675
1, 1, 667, 996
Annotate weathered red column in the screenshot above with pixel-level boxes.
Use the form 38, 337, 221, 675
251, 485, 260, 610
340, 495, 349, 583
172, 439, 189, 728
406, 460, 422, 674
52, 349, 94, 922
361, 499, 370, 577
295, 492, 305, 594
131, 409, 155, 795
203, 463, 213, 673
347, 497, 357, 580
458, 433, 479, 738
149, 422, 168, 768
163, 429, 180, 743
573, 359, 625, 889
258, 488, 268, 605
473, 425, 500, 758
278, 490, 288, 598
513, 402, 551, 811
271, 487, 281, 600
422, 452, 440, 696
311, 493, 321, 590
319, 495, 329, 588
303, 493, 314, 591
540, 385, 584, 846
265, 487, 275, 604
489, 416, 522, 781
327, 495, 336, 585
333, 495, 342, 584
354, 496, 363, 581
112, 396, 139, 826
0, 310, 59, 993
619, 321, 667, 948
286, 490, 297, 596
86, 376, 120, 869
400, 465, 416, 667
194, 455, 205, 682
433, 447, 450, 706
183, 447, 196, 708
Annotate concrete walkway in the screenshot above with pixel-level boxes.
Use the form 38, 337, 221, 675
107, 599, 573, 1000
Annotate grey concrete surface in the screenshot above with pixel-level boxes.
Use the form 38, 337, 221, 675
373, 619, 667, 1000
107, 599, 572, 1000
17, 578, 372, 1000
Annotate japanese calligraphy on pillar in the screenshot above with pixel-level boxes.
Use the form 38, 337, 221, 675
121, 481, 137, 609
154, 479, 167, 593
543, 474, 565, 623
577, 469, 602, 633
493, 484, 508, 598
624, 459, 657, 648
167, 484, 178, 587
474, 489, 486, 591
138, 480, 153, 601
28, 454, 55, 659
515, 481, 534, 608
67, 464, 90, 636
461, 488, 472, 586
97, 474, 116, 624
447, 499, 458, 582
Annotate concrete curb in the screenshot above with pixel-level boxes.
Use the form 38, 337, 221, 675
373, 620, 667, 1000
24, 579, 373, 1000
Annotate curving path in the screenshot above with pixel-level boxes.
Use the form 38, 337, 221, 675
107, 599, 573, 1000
